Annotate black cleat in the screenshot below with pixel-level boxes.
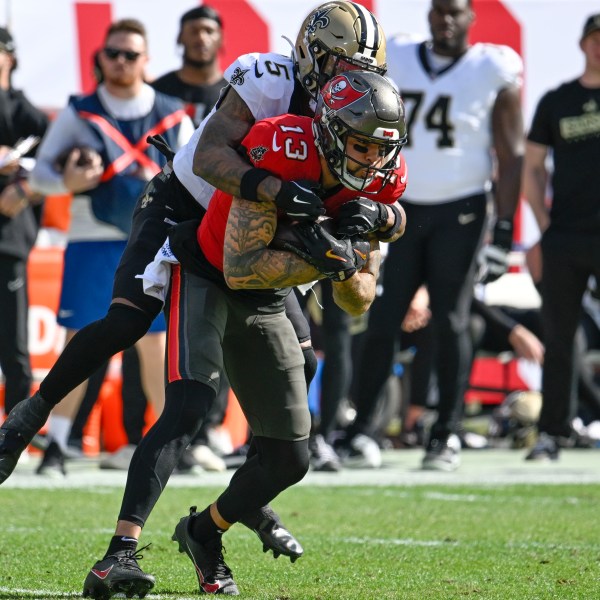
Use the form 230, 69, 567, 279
0, 392, 51, 484
525, 432, 560, 461
82, 545, 155, 600
172, 506, 239, 595
36, 440, 66, 477
239, 505, 304, 562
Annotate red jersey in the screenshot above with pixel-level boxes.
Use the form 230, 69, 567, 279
198, 113, 407, 271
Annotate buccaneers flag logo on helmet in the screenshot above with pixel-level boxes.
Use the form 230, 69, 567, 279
321, 74, 369, 111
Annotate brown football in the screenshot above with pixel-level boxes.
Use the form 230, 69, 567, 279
271, 217, 370, 271
270, 217, 336, 252
54, 146, 103, 171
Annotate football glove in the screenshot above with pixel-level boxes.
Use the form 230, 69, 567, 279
477, 219, 513, 284
275, 180, 326, 221
280, 221, 363, 282
336, 198, 389, 237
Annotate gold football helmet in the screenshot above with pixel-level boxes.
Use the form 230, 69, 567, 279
295, 1, 387, 99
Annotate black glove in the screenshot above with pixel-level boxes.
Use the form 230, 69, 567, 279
275, 180, 326, 221
477, 219, 513, 284
336, 198, 389, 237
351, 236, 370, 272
280, 221, 360, 281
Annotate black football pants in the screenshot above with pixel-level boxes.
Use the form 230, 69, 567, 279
349, 194, 487, 439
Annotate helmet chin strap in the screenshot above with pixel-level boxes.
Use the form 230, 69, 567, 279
341, 158, 372, 191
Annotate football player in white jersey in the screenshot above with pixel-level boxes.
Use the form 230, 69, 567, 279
337, 0, 524, 472
0, 3, 388, 600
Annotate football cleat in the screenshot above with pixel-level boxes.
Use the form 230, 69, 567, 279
172, 506, 239, 595
422, 433, 461, 472
0, 392, 51, 484
308, 433, 342, 472
334, 433, 382, 469
525, 432, 560, 461
239, 505, 304, 562
82, 545, 155, 600
36, 440, 66, 477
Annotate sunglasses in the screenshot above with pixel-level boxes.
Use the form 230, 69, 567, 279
103, 47, 143, 61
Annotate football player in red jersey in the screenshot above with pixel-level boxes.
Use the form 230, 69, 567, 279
141, 71, 407, 595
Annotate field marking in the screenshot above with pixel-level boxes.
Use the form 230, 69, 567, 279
0, 589, 198, 600
339, 536, 600, 551
342, 536, 455, 547
0, 587, 80, 598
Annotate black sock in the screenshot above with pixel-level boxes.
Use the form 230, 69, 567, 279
190, 506, 224, 543
104, 535, 138, 558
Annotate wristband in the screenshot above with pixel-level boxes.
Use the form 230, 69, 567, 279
375, 204, 403, 241
239, 168, 272, 202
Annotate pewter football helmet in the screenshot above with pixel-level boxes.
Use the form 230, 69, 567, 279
313, 70, 407, 192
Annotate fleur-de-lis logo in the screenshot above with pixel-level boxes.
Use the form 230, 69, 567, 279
306, 8, 333, 35
140, 191, 153, 208
230, 67, 250, 86
249, 146, 268, 162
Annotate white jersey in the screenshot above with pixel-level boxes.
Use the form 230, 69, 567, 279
387, 39, 522, 204
173, 52, 296, 208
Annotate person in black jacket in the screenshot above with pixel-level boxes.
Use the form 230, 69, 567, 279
0, 27, 48, 416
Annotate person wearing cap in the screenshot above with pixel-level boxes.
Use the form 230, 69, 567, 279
0, 27, 48, 419
151, 6, 226, 126
522, 13, 600, 460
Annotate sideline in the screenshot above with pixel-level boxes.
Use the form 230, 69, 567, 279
4, 448, 600, 489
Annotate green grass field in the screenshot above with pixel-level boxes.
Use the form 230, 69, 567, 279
2, 481, 600, 600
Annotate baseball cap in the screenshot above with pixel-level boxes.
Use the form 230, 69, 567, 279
0, 27, 15, 53
581, 13, 600, 41
180, 5, 223, 29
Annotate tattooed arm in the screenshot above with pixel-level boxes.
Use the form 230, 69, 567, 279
331, 239, 381, 316
223, 197, 324, 289
193, 88, 282, 202
224, 197, 381, 316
